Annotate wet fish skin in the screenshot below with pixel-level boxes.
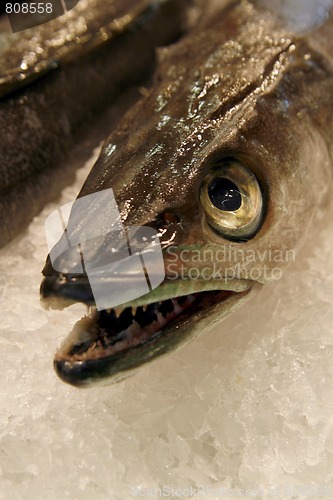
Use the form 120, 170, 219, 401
42, 0, 333, 385
0, 0, 188, 247
0, 0, 150, 97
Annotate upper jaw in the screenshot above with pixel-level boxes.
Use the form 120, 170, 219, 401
40, 266, 253, 309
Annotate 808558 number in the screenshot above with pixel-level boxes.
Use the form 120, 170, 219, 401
6, 3, 53, 14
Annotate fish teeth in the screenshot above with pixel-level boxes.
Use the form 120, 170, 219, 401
155, 311, 165, 323
113, 307, 122, 318
131, 320, 142, 336
171, 299, 183, 314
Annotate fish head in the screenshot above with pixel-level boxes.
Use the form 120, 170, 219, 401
41, 1, 333, 386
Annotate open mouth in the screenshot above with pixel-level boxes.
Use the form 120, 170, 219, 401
51, 283, 250, 386
57, 289, 235, 362
40, 255, 255, 386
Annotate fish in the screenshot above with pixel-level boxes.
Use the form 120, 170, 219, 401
0, 0, 187, 247
40, 0, 333, 386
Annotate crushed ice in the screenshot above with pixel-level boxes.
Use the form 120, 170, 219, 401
1, 140, 333, 498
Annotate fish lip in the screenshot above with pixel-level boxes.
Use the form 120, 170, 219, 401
40, 272, 253, 309
53, 280, 257, 387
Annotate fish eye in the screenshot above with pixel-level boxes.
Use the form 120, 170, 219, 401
200, 159, 263, 240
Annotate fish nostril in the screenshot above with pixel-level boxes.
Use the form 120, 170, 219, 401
157, 210, 180, 227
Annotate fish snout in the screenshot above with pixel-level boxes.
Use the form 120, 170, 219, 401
40, 220, 166, 309
40, 236, 94, 308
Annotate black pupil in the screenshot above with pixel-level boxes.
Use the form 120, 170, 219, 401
208, 177, 242, 211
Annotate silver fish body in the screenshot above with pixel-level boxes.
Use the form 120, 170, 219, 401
41, 0, 333, 386
0, 0, 187, 246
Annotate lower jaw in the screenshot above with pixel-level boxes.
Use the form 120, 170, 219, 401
53, 286, 255, 386
55, 289, 239, 364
